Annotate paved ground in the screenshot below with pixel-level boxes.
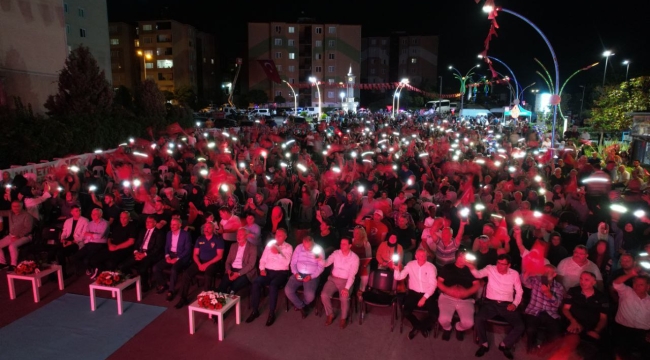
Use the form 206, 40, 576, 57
0, 271, 553, 360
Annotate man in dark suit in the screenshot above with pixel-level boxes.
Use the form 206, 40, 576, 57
153, 218, 192, 301
216, 228, 257, 294
119, 215, 165, 291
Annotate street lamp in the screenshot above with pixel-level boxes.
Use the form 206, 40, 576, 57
339, 91, 345, 111
622, 60, 630, 82
578, 85, 586, 123
449, 65, 480, 115
602, 50, 614, 86
392, 78, 409, 118
478, 54, 520, 97
137, 50, 152, 80
283, 80, 298, 116
308, 76, 321, 119
438, 76, 443, 116
482, 2, 560, 158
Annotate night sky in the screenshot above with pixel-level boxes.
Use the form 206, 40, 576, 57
108, 0, 649, 99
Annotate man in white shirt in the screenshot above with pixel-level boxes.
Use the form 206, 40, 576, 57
612, 271, 650, 358
246, 229, 293, 327
557, 245, 603, 290
470, 254, 524, 359
392, 248, 438, 340
320, 237, 359, 329
48, 205, 88, 276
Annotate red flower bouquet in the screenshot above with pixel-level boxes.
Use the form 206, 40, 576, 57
197, 291, 227, 310
14, 261, 38, 275
95, 271, 125, 286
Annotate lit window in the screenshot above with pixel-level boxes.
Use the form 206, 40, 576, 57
288, 27, 295, 33
142, 24, 152, 31
315, 40, 322, 47
157, 60, 173, 68
145, 63, 154, 69
328, 27, 336, 34
134, 40, 140, 47
211, 59, 214, 64
315, 53, 322, 60
328, 79, 335, 85
328, 91, 334, 98
110, 39, 119, 45
289, 53, 295, 59
411, 58, 417, 64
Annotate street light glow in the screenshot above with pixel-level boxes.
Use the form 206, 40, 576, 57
602, 50, 614, 57
622, 60, 630, 65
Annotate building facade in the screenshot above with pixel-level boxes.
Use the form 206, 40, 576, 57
64, 0, 112, 82
108, 22, 138, 90
0, 0, 68, 113
135, 20, 216, 100
395, 35, 439, 88
360, 37, 390, 85
248, 21, 361, 108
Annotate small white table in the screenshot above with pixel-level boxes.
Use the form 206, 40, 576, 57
188, 295, 241, 341
7, 264, 64, 303
89, 276, 141, 315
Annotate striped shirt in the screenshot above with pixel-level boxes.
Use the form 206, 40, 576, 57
524, 276, 564, 319
435, 238, 459, 267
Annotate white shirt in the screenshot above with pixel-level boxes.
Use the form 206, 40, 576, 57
556, 258, 602, 289
170, 231, 180, 252
613, 282, 650, 330
324, 250, 360, 290
142, 228, 154, 251
231, 243, 247, 269
394, 260, 438, 299
471, 265, 523, 306
259, 241, 293, 271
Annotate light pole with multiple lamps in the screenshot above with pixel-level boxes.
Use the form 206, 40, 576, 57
478, 54, 520, 98
308, 76, 322, 119
283, 80, 298, 115
602, 50, 614, 86
136, 50, 152, 80
392, 78, 409, 118
449, 64, 480, 115
622, 60, 630, 82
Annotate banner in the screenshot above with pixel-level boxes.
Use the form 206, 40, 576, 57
1, 149, 117, 182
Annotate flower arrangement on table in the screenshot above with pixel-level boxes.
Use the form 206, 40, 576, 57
197, 291, 227, 310
14, 260, 39, 275
95, 271, 126, 286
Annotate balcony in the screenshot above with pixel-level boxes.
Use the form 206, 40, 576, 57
157, 35, 171, 43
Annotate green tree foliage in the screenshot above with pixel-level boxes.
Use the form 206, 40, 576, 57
247, 89, 269, 105
590, 76, 650, 131
134, 79, 167, 132
114, 86, 134, 112
44, 46, 113, 117
274, 95, 286, 104
174, 85, 197, 109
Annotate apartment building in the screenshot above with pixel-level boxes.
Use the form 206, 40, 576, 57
248, 21, 361, 108
0, 0, 68, 113
395, 35, 439, 87
360, 37, 390, 85
108, 22, 138, 90
64, 0, 112, 82
135, 20, 217, 100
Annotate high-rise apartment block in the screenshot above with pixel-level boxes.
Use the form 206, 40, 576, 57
248, 21, 361, 108
64, 0, 112, 81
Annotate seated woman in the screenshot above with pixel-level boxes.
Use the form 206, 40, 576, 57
351, 226, 372, 298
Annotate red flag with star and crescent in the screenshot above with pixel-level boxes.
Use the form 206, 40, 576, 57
257, 59, 282, 84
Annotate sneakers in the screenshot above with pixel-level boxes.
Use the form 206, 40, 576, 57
90, 268, 99, 280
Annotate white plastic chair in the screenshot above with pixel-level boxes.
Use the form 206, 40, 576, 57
275, 198, 293, 221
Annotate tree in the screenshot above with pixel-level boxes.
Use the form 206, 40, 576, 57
274, 95, 286, 104
44, 46, 113, 117
114, 86, 134, 112
590, 76, 650, 132
134, 80, 167, 118
247, 89, 268, 105
174, 85, 197, 109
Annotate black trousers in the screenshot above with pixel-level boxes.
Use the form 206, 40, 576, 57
44, 243, 79, 275
71, 243, 106, 272
179, 261, 220, 300
613, 323, 650, 359
403, 290, 437, 331
475, 299, 525, 348
91, 248, 132, 272
119, 255, 162, 288
523, 312, 562, 348
250, 269, 290, 313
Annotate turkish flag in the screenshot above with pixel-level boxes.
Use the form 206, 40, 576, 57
257, 59, 282, 84
166, 122, 183, 135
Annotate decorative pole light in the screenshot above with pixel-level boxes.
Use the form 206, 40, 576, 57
308, 76, 322, 119
449, 65, 479, 115
622, 60, 630, 82
283, 80, 298, 115
602, 50, 614, 86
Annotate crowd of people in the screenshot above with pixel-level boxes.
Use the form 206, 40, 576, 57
0, 112, 649, 359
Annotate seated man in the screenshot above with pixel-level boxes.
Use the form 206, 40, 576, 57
90, 211, 137, 278
437, 249, 481, 341
119, 215, 165, 291
470, 254, 524, 359
320, 237, 360, 329
611, 270, 650, 358
216, 228, 257, 294
72, 208, 110, 275
0, 200, 34, 271
175, 221, 224, 308
561, 271, 609, 357
153, 218, 192, 301
523, 264, 565, 353
392, 248, 438, 340
557, 245, 603, 290
46, 205, 88, 276
246, 228, 293, 326
285, 236, 325, 318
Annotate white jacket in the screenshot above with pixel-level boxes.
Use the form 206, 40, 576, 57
61, 216, 89, 247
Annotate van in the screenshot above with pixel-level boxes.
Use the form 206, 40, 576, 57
304, 107, 321, 116
251, 109, 271, 117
